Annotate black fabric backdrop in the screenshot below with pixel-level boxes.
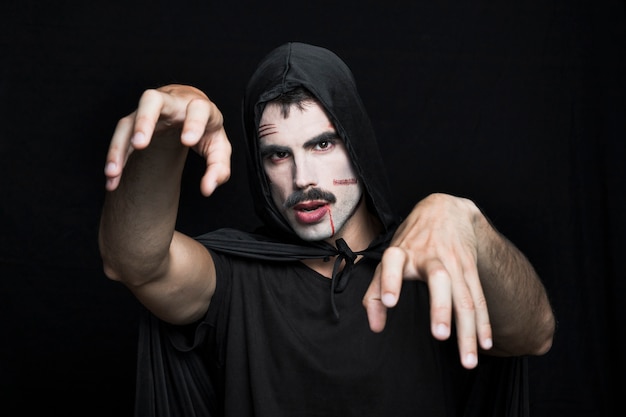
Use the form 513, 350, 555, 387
1, 1, 624, 416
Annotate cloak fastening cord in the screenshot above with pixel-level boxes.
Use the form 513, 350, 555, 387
195, 228, 389, 318
330, 238, 377, 319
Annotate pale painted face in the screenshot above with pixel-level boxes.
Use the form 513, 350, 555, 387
258, 101, 363, 242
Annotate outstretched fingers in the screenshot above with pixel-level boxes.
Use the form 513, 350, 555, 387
180, 97, 213, 147
105, 115, 135, 191
199, 127, 232, 196
186, 99, 231, 196
462, 264, 493, 352
363, 247, 409, 332
447, 275, 479, 369
378, 247, 409, 308
429, 258, 491, 369
104, 89, 170, 190
102, 85, 231, 195
362, 194, 495, 369
363, 264, 388, 333
130, 89, 169, 148
423, 259, 453, 342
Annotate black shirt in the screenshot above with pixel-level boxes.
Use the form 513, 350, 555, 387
204, 250, 471, 417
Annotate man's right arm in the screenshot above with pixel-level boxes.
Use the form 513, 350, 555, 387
98, 85, 232, 325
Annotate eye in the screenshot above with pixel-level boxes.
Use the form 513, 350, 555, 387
260, 144, 292, 163
273, 151, 289, 160
314, 139, 335, 151
266, 150, 290, 162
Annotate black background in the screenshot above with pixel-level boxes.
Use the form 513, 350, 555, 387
1, 1, 624, 416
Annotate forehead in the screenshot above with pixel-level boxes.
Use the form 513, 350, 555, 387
258, 101, 335, 143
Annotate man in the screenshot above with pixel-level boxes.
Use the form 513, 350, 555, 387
99, 42, 555, 416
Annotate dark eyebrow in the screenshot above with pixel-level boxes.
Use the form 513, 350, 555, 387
259, 131, 341, 158
302, 131, 341, 148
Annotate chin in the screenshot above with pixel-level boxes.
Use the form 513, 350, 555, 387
293, 226, 333, 243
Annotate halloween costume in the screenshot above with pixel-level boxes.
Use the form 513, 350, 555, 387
134, 42, 529, 417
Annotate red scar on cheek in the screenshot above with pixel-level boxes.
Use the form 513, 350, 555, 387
333, 178, 358, 185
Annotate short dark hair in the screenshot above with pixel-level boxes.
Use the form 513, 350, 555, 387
269, 87, 318, 118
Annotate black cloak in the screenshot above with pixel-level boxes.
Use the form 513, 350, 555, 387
133, 42, 529, 417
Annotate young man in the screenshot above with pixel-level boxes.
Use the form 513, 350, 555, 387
99, 42, 555, 416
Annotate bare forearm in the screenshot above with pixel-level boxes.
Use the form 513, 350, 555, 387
99, 143, 189, 285
475, 213, 555, 356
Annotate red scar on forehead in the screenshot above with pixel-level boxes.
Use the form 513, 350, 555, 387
333, 178, 358, 185
258, 124, 277, 139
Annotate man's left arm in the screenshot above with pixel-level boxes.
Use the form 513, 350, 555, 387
363, 193, 555, 369
472, 206, 555, 356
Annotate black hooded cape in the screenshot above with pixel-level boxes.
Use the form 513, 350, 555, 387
133, 42, 529, 417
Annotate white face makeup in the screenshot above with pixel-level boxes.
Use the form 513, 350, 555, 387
259, 101, 363, 243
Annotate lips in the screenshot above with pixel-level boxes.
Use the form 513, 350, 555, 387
292, 201, 329, 224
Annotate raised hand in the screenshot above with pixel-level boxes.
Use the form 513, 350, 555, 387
104, 84, 231, 196
363, 193, 493, 369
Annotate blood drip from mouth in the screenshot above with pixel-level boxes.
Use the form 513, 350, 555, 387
329, 209, 335, 235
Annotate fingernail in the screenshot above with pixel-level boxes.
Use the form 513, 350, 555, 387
381, 293, 396, 306
206, 181, 217, 196
465, 353, 478, 368
483, 338, 493, 350
105, 162, 116, 175
434, 323, 449, 338
181, 131, 195, 143
201, 176, 218, 196
131, 132, 145, 146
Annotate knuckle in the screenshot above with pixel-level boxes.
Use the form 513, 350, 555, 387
427, 265, 449, 282
431, 304, 452, 317
108, 142, 122, 154
382, 246, 406, 260
456, 293, 475, 312
383, 246, 402, 255
189, 96, 210, 108
458, 334, 477, 348
362, 296, 375, 309
141, 88, 161, 101
220, 136, 233, 154
478, 321, 492, 334
219, 167, 232, 183
473, 294, 488, 310
134, 112, 154, 124
117, 115, 134, 129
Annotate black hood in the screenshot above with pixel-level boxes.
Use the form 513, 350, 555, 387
242, 42, 400, 242
197, 43, 401, 318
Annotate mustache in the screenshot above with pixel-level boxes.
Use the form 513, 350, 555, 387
284, 188, 337, 208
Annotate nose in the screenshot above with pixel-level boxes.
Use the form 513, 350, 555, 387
293, 154, 318, 189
